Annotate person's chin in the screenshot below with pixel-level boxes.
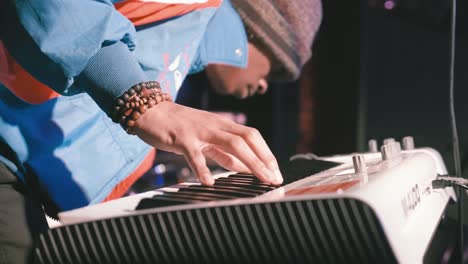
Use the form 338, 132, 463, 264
211, 85, 231, 96
234, 88, 249, 99
213, 85, 249, 99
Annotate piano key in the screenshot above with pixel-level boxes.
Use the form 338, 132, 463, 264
160, 192, 217, 202
228, 173, 259, 180
60, 158, 344, 223
227, 175, 262, 182
182, 186, 257, 197
188, 184, 265, 195
215, 177, 274, 187
233, 173, 257, 176
136, 196, 195, 210
175, 189, 240, 200
213, 181, 276, 192
170, 182, 264, 196
174, 183, 259, 194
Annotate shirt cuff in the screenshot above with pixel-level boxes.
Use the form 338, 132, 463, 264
81, 41, 149, 112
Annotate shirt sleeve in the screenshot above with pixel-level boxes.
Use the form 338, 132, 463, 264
0, 0, 149, 112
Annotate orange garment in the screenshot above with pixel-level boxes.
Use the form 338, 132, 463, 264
115, 0, 221, 26
0, 42, 60, 104
103, 149, 156, 201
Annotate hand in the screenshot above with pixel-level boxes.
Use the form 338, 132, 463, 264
132, 101, 283, 186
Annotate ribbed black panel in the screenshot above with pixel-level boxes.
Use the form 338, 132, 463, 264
35, 198, 397, 264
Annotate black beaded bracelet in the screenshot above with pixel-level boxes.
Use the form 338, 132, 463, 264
109, 81, 172, 134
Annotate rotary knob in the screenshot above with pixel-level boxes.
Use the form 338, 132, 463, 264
381, 142, 401, 160
402, 136, 415, 150
383, 138, 396, 145
353, 155, 367, 174
368, 139, 378, 153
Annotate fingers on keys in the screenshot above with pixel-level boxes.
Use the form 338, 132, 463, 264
202, 146, 251, 173
221, 124, 283, 185
209, 129, 283, 185
184, 112, 283, 186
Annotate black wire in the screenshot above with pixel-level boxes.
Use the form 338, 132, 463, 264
448, 0, 463, 262
450, 3, 461, 178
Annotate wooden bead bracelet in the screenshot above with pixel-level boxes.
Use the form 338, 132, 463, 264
109, 81, 172, 134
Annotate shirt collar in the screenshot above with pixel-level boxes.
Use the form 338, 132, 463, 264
192, 0, 248, 73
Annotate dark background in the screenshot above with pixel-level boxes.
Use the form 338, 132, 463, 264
174, 1, 468, 227
180, 0, 468, 177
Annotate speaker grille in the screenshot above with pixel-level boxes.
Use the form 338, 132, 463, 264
35, 198, 397, 264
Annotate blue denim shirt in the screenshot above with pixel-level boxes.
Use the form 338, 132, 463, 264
0, 0, 248, 210
2, 0, 247, 111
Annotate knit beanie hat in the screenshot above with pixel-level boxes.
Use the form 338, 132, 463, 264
230, 0, 322, 82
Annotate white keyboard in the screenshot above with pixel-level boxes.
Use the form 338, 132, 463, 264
37, 141, 454, 264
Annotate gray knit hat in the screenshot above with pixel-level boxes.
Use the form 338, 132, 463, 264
231, 0, 322, 81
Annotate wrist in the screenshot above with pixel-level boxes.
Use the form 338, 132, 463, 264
108, 81, 172, 134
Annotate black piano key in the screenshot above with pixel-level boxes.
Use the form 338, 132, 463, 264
215, 177, 273, 187
213, 181, 276, 192
227, 176, 263, 182
176, 184, 261, 196
189, 184, 265, 195
175, 183, 259, 194
176, 188, 240, 200
136, 196, 194, 210
136, 159, 343, 210
234, 173, 257, 176
161, 192, 217, 202
228, 173, 260, 181
183, 186, 257, 197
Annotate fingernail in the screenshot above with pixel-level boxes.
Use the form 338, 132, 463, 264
261, 166, 275, 183
266, 161, 280, 182
272, 169, 283, 185
201, 174, 214, 186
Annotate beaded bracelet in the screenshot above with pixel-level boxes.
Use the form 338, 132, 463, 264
109, 81, 172, 135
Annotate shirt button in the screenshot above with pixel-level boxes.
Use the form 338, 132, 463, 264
235, 49, 243, 57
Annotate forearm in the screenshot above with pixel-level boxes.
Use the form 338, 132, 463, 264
0, 0, 147, 112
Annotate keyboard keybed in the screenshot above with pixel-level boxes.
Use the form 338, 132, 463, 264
136, 173, 276, 210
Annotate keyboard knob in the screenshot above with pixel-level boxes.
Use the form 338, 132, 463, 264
383, 138, 396, 145
393, 142, 402, 154
402, 136, 415, 150
353, 155, 367, 174
381, 142, 401, 160
368, 139, 378, 153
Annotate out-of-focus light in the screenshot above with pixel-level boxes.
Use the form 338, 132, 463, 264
154, 164, 166, 174
384, 0, 395, 10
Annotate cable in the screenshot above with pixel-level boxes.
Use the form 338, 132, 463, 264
433, 176, 468, 191
447, 0, 463, 262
